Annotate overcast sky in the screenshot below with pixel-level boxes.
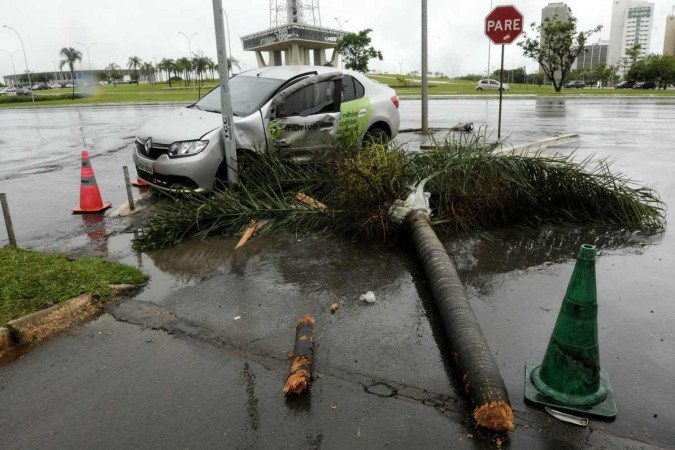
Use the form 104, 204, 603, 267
1, 0, 673, 78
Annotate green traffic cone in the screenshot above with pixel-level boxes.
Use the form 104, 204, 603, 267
524, 244, 617, 418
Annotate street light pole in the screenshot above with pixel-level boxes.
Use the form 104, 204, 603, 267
3, 25, 34, 102
212, 0, 238, 185
77, 41, 97, 83
421, 0, 429, 133
334, 18, 347, 30
178, 31, 197, 87
1, 50, 17, 86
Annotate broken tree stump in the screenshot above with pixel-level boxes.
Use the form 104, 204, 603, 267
283, 314, 315, 396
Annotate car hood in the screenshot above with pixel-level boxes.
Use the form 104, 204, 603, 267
137, 107, 223, 144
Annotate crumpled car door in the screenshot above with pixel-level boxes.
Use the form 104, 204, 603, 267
265, 73, 343, 163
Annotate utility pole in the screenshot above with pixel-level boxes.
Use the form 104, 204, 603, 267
3, 25, 34, 102
212, 0, 238, 185
421, 0, 429, 134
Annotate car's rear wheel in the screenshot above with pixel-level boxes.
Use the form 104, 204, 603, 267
363, 125, 391, 146
477, 87, 483, 91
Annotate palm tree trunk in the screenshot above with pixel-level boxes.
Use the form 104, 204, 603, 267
71, 69, 75, 100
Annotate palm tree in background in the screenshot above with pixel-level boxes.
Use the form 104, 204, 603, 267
105, 62, 120, 85
59, 47, 83, 100
127, 56, 142, 83
227, 56, 240, 75
158, 58, 176, 87
141, 62, 156, 84
176, 57, 192, 86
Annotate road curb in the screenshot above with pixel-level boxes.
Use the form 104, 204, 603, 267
0, 284, 141, 354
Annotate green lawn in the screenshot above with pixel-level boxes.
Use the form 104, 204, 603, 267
0, 246, 148, 325
1, 75, 674, 109
0, 81, 217, 108
370, 74, 675, 97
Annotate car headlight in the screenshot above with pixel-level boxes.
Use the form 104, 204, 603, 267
168, 140, 209, 157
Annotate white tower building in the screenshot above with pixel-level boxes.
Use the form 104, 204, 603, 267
608, 0, 654, 67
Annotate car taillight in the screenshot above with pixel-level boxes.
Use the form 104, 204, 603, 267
391, 95, 400, 109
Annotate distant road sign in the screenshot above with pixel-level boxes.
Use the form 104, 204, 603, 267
485, 5, 524, 45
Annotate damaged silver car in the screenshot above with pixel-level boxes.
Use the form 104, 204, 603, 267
134, 65, 400, 191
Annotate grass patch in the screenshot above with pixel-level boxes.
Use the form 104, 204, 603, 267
0, 82, 218, 108
133, 136, 665, 251
0, 247, 148, 325
369, 74, 675, 97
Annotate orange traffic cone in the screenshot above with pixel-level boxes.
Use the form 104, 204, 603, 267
72, 150, 112, 214
132, 178, 149, 187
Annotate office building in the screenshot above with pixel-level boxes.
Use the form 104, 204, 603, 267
608, 1, 654, 66
575, 41, 609, 69
664, 14, 675, 56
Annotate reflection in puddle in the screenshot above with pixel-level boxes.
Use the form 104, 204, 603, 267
81, 214, 108, 256
535, 98, 567, 118
443, 225, 657, 294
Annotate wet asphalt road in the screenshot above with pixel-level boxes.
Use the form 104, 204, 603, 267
0, 99, 674, 448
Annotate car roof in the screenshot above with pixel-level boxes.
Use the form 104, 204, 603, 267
237, 65, 360, 81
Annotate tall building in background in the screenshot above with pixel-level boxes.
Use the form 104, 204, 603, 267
575, 41, 610, 69
541, 2, 573, 37
608, 0, 654, 66
664, 13, 675, 56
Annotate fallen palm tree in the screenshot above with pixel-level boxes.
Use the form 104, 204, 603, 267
133, 135, 665, 432
134, 136, 665, 250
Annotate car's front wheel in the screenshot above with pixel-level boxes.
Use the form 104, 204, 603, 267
477, 87, 483, 91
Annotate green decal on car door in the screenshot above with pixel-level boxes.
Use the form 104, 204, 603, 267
338, 97, 372, 141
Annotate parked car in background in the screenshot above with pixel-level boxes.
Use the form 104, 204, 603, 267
15, 87, 32, 96
134, 66, 401, 191
476, 79, 510, 91
615, 81, 635, 89
98, 80, 109, 86
48, 83, 62, 89
564, 80, 585, 89
634, 81, 656, 90
3, 86, 16, 93
32, 82, 49, 90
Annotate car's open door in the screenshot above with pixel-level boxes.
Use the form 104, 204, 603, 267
265, 73, 342, 163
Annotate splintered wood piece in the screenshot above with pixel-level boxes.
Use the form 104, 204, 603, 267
234, 220, 269, 249
295, 192, 327, 210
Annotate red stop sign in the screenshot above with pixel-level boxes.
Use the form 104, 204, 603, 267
485, 5, 524, 45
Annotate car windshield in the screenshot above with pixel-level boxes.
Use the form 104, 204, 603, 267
193, 76, 284, 116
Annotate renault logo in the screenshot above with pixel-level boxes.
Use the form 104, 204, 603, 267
144, 137, 153, 154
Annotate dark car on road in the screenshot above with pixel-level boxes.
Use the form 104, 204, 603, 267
615, 81, 634, 89
634, 81, 656, 90
565, 80, 585, 89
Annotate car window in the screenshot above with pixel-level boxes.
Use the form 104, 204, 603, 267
342, 76, 356, 102
341, 75, 366, 103
278, 80, 338, 118
195, 76, 284, 116
490, 80, 499, 85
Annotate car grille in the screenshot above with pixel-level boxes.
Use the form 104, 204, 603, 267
136, 140, 170, 160
137, 170, 199, 190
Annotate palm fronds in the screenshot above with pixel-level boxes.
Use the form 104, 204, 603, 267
134, 136, 665, 251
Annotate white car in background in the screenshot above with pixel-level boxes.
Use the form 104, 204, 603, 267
476, 79, 510, 91
134, 65, 401, 191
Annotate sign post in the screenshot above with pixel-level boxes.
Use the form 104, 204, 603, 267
485, 5, 524, 140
